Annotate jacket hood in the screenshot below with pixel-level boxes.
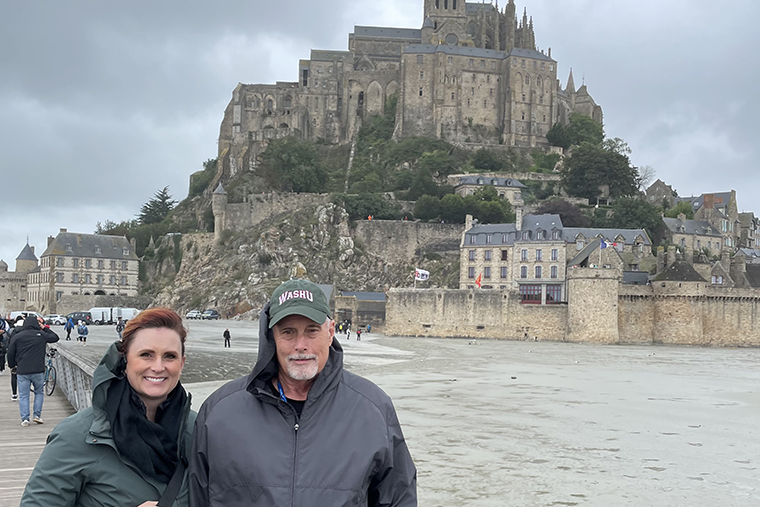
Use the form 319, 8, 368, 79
22, 314, 41, 330
247, 302, 344, 399
92, 342, 126, 411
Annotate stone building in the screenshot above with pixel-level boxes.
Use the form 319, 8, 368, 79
677, 190, 741, 250
26, 229, 139, 314
738, 212, 760, 249
662, 214, 724, 255
453, 174, 526, 204
459, 212, 653, 302
644, 179, 677, 207
216, 0, 602, 182
0, 244, 38, 317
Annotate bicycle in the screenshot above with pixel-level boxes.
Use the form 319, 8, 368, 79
44, 347, 57, 396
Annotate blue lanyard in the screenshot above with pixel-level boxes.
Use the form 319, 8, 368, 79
277, 380, 287, 402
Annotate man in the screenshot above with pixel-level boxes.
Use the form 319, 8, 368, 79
64, 316, 74, 340
222, 328, 231, 348
115, 317, 125, 339
7, 314, 59, 426
0, 317, 8, 375
190, 279, 416, 506
77, 320, 88, 346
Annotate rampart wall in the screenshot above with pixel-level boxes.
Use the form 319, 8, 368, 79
353, 221, 463, 263
223, 192, 331, 230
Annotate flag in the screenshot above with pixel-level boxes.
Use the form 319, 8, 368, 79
415, 268, 430, 281
600, 239, 608, 249
475, 273, 482, 288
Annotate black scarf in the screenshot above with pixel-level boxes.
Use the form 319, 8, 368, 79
105, 375, 187, 482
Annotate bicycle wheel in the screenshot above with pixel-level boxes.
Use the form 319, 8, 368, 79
45, 366, 57, 396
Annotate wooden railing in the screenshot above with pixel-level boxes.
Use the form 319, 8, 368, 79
49, 345, 97, 412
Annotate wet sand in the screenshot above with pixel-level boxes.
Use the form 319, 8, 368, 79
63, 321, 759, 506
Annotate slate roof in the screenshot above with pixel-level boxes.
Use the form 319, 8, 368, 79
466, 2, 497, 13
0, 259, 7, 270
316, 283, 334, 301
16, 243, 37, 261
465, 223, 519, 246
353, 26, 422, 40
340, 291, 386, 302
623, 271, 650, 285
404, 44, 505, 60
564, 227, 652, 246
508, 47, 555, 62
457, 175, 527, 189
654, 260, 706, 282
678, 192, 733, 213
41, 232, 138, 260
736, 248, 760, 260
663, 218, 722, 238
213, 183, 227, 194
567, 239, 603, 266
745, 265, 760, 288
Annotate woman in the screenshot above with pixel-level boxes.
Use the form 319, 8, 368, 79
20, 308, 196, 507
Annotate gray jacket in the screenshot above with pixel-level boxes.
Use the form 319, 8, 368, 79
189, 303, 416, 507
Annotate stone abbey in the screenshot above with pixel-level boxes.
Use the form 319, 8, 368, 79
217, 0, 602, 175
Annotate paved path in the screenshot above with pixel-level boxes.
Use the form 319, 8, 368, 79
0, 370, 75, 507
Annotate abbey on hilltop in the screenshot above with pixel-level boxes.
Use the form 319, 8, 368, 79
217, 0, 602, 176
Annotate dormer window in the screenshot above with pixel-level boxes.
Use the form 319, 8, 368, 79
66, 244, 73, 253
477, 178, 484, 184
522, 231, 529, 240
552, 230, 560, 240
492, 179, 498, 185
123, 248, 130, 256
95, 245, 101, 254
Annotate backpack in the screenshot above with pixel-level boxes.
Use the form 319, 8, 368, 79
78, 324, 87, 335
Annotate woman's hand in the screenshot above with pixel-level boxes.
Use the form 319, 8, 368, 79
137, 502, 158, 507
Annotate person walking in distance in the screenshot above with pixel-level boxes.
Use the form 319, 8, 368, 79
356, 328, 362, 341
77, 320, 89, 346
7, 315, 59, 426
115, 318, 125, 340
8, 316, 25, 401
0, 317, 9, 376
189, 279, 417, 506
223, 328, 231, 348
64, 317, 74, 341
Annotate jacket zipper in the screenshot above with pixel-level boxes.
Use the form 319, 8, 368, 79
291, 417, 299, 507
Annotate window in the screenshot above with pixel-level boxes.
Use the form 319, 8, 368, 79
536, 249, 542, 261
56, 272, 63, 283
535, 266, 542, 278
85, 274, 91, 284
521, 249, 528, 261
469, 250, 476, 261
521, 112, 525, 120
520, 266, 528, 279
110, 260, 116, 270
711, 275, 724, 285
471, 87, 475, 96
122, 261, 128, 270
110, 275, 116, 285
419, 87, 423, 97
417, 55, 424, 64
551, 249, 558, 261
500, 266, 508, 279
121, 276, 127, 286
486, 234, 492, 244
484, 267, 491, 279
468, 267, 475, 279
486, 75, 490, 83
576, 240, 584, 250
56, 291, 63, 301
484, 100, 487, 108
489, 88, 493, 97
522, 93, 526, 101
72, 273, 79, 283
546, 285, 562, 303
522, 231, 529, 240
420, 71, 424, 79
501, 250, 509, 261
451, 92, 455, 100
98, 260, 104, 269
697, 240, 701, 250
448, 57, 453, 64
85, 259, 92, 268
56, 257, 64, 267
469, 59, 474, 67
520, 284, 541, 303
469, 235, 476, 244
73, 258, 79, 268
484, 250, 492, 261
521, 59, 525, 67
479, 60, 485, 68
491, 62, 496, 70
551, 266, 558, 278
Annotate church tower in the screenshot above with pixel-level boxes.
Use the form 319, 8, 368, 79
424, 0, 467, 45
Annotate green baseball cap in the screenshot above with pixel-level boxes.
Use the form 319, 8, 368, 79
269, 279, 331, 328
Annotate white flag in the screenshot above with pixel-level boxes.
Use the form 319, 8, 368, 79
415, 268, 430, 281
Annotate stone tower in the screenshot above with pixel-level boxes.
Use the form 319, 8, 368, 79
212, 183, 228, 244
566, 267, 620, 343
424, 0, 468, 45
15, 243, 38, 273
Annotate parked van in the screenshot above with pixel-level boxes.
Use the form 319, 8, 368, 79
90, 307, 114, 325
115, 307, 140, 321
8, 311, 43, 323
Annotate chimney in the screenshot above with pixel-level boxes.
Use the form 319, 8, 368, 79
684, 247, 693, 265
703, 194, 714, 211
656, 246, 665, 274
60, 228, 67, 233
465, 214, 473, 231
130, 237, 137, 251
677, 213, 686, 222
667, 245, 677, 267
548, 47, 551, 58
47, 236, 54, 247
515, 207, 523, 231
30, 246, 35, 254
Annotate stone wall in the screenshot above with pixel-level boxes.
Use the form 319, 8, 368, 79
353, 220, 463, 264
333, 295, 385, 328
57, 294, 153, 316
223, 192, 331, 230
385, 288, 568, 340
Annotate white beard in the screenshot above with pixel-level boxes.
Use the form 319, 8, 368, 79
286, 354, 319, 380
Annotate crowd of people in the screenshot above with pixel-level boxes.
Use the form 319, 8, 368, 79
3, 281, 414, 507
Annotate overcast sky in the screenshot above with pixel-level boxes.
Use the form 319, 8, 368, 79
1, 0, 758, 270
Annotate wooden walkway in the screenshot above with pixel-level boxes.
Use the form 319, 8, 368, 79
0, 370, 75, 507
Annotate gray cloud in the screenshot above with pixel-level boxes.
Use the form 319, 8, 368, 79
1, 0, 758, 268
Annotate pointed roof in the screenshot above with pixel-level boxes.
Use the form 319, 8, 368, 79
0, 259, 7, 271
566, 68, 575, 93
654, 259, 706, 282
422, 16, 434, 29
16, 243, 37, 261
213, 183, 227, 195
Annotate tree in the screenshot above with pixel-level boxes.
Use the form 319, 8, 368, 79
637, 165, 656, 190
547, 113, 604, 150
414, 195, 441, 221
138, 186, 177, 225
259, 137, 327, 192
536, 199, 589, 227
664, 200, 694, 219
608, 198, 665, 244
439, 194, 467, 223
561, 142, 639, 201
471, 148, 503, 172
407, 169, 440, 200
417, 150, 457, 177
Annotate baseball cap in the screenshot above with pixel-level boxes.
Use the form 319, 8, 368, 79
268, 279, 331, 328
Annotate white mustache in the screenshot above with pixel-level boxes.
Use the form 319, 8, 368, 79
288, 354, 317, 361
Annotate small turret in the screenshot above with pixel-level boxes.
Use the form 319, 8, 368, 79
566, 68, 576, 93
212, 183, 228, 244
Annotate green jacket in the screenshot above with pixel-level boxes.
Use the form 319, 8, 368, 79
20, 342, 196, 507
